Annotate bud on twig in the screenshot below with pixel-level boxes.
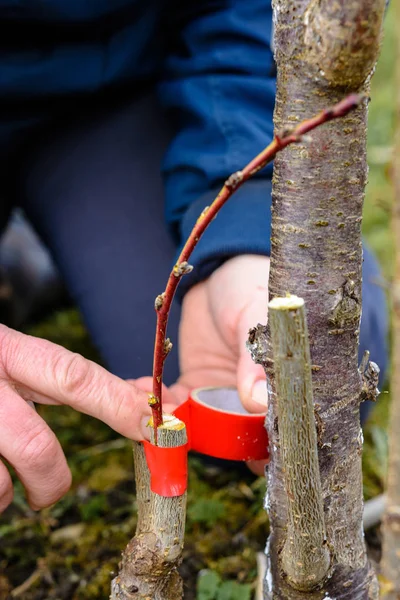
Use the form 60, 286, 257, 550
164, 338, 173, 355
173, 262, 193, 277
155, 293, 165, 311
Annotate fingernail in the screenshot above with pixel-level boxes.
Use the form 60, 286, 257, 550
252, 380, 268, 407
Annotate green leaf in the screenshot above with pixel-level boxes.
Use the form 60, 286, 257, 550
197, 571, 252, 600
218, 581, 252, 600
370, 425, 388, 477
197, 570, 221, 600
79, 494, 109, 522
188, 498, 225, 525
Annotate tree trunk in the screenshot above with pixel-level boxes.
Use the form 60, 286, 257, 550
380, 0, 400, 592
110, 416, 187, 600
254, 1, 385, 598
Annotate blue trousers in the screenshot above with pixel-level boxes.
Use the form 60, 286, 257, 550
0, 93, 181, 383
0, 93, 388, 421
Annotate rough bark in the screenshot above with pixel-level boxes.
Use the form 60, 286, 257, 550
268, 295, 330, 591
110, 416, 187, 600
251, 1, 385, 598
380, 3, 400, 592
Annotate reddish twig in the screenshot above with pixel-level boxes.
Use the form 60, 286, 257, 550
149, 92, 364, 439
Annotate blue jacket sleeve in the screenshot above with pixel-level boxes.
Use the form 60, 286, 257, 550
158, 0, 276, 296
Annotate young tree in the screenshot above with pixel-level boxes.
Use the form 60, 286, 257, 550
249, 0, 386, 598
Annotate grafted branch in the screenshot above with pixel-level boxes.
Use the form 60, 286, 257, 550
150, 93, 363, 436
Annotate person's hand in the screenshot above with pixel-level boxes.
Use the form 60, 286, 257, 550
174, 255, 270, 473
175, 255, 269, 406
0, 325, 177, 513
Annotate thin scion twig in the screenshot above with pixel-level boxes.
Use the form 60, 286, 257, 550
149, 92, 365, 441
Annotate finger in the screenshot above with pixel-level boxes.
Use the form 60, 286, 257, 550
0, 459, 13, 513
0, 381, 71, 509
176, 366, 236, 395
237, 353, 268, 413
246, 458, 269, 477
11, 384, 57, 407
168, 382, 190, 405
0, 325, 151, 440
236, 299, 269, 413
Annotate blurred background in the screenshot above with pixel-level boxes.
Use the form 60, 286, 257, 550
0, 4, 396, 599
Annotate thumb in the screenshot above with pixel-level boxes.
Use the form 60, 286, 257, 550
236, 301, 269, 414
237, 348, 268, 414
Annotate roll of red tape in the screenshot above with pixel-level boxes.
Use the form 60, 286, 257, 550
174, 387, 269, 462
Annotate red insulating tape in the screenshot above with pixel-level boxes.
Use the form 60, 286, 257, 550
142, 440, 188, 497
174, 396, 269, 462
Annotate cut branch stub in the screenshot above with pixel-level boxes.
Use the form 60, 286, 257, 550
304, 0, 386, 88
110, 416, 187, 600
359, 350, 380, 403
268, 295, 330, 591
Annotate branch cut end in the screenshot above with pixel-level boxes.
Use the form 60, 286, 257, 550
269, 294, 305, 310
148, 413, 185, 431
